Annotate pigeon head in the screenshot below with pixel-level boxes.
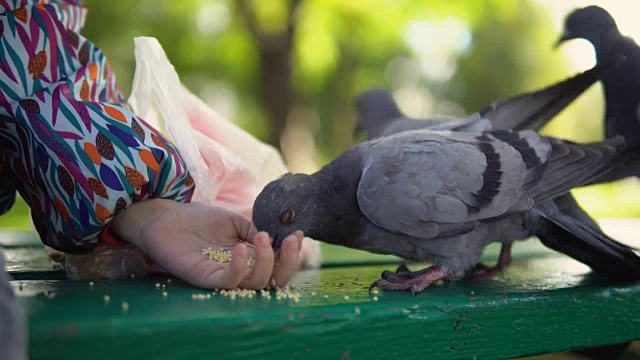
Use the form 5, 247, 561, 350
354, 88, 403, 139
252, 173, 321, 249
556, 6, 619, 48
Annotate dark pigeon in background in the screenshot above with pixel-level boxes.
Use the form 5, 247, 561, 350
253, 128, 640, 293
352, 66, 640, 281
557, 5, 640, 180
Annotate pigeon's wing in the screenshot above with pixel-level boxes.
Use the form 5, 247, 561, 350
415, 115, 492, 134
355, 66, 603, 141
381, 116, 476, 136
355, 88, 491, 139
587, 157, 640, 184
522, 136, 628, 204
356, 130, 533, 239
356, 130, 630, 239
483, 65, 605, 131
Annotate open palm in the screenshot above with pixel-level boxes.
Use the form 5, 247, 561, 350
115, 200, 303, 289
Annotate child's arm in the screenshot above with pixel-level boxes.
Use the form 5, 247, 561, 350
0, 2, 194, 253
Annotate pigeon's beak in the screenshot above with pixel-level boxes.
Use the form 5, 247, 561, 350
554, 32, 573, 49
271, 233, 285, 250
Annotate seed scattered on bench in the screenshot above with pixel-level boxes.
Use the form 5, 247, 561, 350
103, 295, 111, 303
188, 288, 302, 302
220, 289, 249, 300
372, 296, 379, 301
121, 301, 130, 312
260, 289, 271, 299
371, 289, 379, 295
190, 293, 213, 300
202, 247, 255, 267
162, 291, 168, 297
354, 307, 361, 315
89, 281, 94, 286
155, 283, 161, 288
167, 279, 172, 284
276, 288, 301, 302
344, 295, 350, 300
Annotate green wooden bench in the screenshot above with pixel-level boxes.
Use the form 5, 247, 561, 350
3, 221, 640, 360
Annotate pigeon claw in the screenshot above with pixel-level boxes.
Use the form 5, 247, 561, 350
367, 276, 433, 294
395, 264, 410, 273
380, 270, 400, 281
368, 280, 382, 293
464, 263, 499, 283
464, 242, 513, 282
369, 266, 454, 294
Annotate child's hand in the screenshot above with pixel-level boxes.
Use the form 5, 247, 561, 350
111, 199, 303, 289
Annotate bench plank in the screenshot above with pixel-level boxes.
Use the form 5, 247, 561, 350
11, 256, 640, 360
4, 219, 640, 359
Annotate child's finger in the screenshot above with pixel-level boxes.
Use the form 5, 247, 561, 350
270, 232, 303, 288
238, 232, 274, 289
243, 230, 269, 247
207, 243, 248, 289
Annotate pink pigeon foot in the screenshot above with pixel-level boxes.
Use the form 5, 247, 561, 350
369, 266, 455, 295
465, 242, 513, 282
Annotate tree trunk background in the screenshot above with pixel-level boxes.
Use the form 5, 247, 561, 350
238, 0, 302, 150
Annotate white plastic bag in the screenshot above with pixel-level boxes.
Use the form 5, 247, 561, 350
127, 37, 289, 217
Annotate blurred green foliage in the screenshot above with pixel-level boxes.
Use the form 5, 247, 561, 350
1, 0, 639, 230
78, 0, 569, 154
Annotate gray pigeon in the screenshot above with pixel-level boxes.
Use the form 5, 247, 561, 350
353, 84, 640, 281
253, 129, 637, 293
556, 5, 640, 181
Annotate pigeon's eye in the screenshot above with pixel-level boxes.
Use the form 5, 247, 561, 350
280, 210, 295, 225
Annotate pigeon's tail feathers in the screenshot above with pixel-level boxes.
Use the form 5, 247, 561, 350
588, 157, 640, 185
530, 135, 636, 204
487, 65, 605, 132
534, 203, 640, 280
355, 88, 404, 138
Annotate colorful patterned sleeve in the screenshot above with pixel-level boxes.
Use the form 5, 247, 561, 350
0, 1, 195, 253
